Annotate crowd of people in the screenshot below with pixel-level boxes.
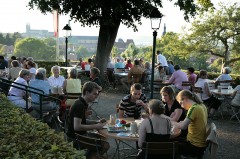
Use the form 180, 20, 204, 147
1, 52, 240, 159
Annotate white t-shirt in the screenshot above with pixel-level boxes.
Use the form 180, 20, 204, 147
48, 75, 65, 87
157, 54, 168, 67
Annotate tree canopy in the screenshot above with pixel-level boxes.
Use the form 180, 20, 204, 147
186, 2, 240, 67
28, 0, 213, 77
14, 37, 55, 60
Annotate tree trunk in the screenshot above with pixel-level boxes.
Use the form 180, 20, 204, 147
95, 22, 120, 79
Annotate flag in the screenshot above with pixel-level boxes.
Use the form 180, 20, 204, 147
53, 10, 59, 37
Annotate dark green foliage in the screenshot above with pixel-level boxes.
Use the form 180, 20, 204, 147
36, 61, 67, 77
0, 94, 85, 158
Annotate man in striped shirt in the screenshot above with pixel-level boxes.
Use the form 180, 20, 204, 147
119, 83, 149, 118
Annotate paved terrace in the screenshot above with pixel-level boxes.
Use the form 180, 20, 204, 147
90, 89, 240, 159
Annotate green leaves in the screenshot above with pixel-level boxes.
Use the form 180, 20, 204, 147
0, 95, 85, 159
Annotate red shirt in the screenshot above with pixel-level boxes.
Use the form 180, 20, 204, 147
125, 63, 133, 69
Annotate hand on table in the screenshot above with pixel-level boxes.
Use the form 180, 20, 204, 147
95, 122, 106, 130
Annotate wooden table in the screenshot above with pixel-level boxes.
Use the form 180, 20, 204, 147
98, 118, 181, 159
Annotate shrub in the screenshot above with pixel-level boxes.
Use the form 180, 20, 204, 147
0, 95, 85, 159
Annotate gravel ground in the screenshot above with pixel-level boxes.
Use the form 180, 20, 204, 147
90, 89, 240, 159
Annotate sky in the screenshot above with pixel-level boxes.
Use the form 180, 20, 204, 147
0, 0, 237, 45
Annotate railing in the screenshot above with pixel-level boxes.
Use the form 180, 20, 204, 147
0, 78, 45, 110
0, 79, 60, 120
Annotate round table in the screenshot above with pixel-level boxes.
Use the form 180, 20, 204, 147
98, 118, 181, 141
211, 89, 234, 96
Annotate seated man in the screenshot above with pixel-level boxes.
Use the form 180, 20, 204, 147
29, 68, 58, 112
119, 83, 149, 118
120, 59, 144, 92
66, 81, 109, 156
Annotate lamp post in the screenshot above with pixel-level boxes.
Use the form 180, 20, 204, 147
62, 24, 72, 67
150, 8, 162, 99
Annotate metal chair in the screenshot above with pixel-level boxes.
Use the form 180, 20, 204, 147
182, 81, 193, 90
75, 133, 109, 159
192, 86, 203, 100
142, 141, 178, 159
204, 122, 218, 159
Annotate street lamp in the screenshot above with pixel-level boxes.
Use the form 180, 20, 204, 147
150, 8, 162, 99
62, 24, 72, 66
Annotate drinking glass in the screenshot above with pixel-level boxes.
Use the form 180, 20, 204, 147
109, 114, 117, 126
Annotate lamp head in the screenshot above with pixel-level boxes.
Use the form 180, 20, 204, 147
62, 24, 72, 37
150, 8, 163, 31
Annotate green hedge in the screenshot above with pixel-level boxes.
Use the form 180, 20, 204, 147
183, 70, 240, 86
0, 94, 85, 159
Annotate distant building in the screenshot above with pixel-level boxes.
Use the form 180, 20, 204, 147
22, 24, 54, 38
22, 24, 134, 54
115, 38, 135, 53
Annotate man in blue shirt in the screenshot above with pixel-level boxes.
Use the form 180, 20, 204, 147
29, 68, 58, 112
0, 56, 8, 69
114, 58, 124, 69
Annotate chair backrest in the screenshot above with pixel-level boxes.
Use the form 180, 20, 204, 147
192, 86, 203, 100
65, 93, 82, 100
142, 141, 178, 159
206, 122, 218, 159
75, 133, 103, 154
182, 81, 193, 86
218, 80, 234, 88
208, 82, 215, 90
115, 68, 125, 73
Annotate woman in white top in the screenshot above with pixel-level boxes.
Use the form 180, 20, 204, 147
7, 69, 31, 109
154, 65, 166, 81
48, 66, 65, 89
195, 70, 221, 118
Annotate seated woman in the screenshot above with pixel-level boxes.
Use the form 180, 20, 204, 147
160, 86, 186, 122
195, 70, 221, 119
29, 68, 58, 112
138, 99, 172, 159
173, 90, 207, 157
8, 60, 22, 81
154, 65, 166, 81
90, 67, 102, 90
62, 68, 82, 107
48, 65, 65, 91
7, 69, 31, 110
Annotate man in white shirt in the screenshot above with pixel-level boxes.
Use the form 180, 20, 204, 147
156, 50, 169, 75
